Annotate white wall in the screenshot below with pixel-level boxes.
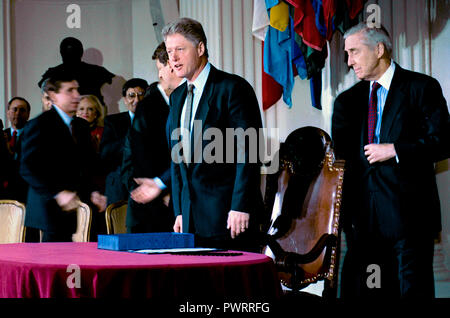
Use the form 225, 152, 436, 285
10, 0, 133, 118
1, 0, 179, 120
0, 0, 11, 124
131, 0, 179, 89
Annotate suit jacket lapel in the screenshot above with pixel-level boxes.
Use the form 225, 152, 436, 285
191, 65, 215, 150
358, 81, 370, 146
50, 107, 74, 144
379, 64, 407, 143
171, 82, 187, 132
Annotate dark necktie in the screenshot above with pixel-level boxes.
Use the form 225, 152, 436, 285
9, 130, 17, 151
182, 84, 195, 164
367, 82, 381, 144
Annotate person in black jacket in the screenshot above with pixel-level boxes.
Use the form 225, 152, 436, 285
0, 119, 11, 199
100, 78, 148, 207
122, 42, 182, 233
3, 97, 30, 203
162, 18, 264, 251
20, 71, 105, 242
332, 22, 449, 298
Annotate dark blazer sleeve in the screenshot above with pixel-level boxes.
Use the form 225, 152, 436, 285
332, 82, 366, 161
121, 129, 134, 191
19, 117, 58, 199
226, 78, 263, 213
158, 168, 171, 187
331, 94, 350, 160
121, 91, 171, 192
0, 127, 13, 197
100, 115, 127, 173
168, 96, 182, 217
394, 77, 449, 164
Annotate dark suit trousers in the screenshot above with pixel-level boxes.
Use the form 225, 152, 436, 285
41, 211, 77, 243
341, 228, 435, 299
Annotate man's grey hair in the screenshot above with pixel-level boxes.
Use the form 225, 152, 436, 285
162, 17, 209, 58
344, 22, 393, 58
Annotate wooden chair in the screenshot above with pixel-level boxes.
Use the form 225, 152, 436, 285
38, 201, 92, 242
0, 200, 26, 243
72, 201, 92, 242
261, 127, 345, 299
105, 200, 127, 234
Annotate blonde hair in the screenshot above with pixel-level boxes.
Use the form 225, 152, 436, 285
79, 95, 105, 127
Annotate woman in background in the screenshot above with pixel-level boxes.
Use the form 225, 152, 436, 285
77, 95, 107, 239
77, 94, 105, 152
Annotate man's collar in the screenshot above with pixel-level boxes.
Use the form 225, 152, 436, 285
10, 127, 22, 136
371, 60, 396, 90
187, 62, 211, 93
128, 110, 135, 122
157, 83, 170, 105
52, 104, 73, 127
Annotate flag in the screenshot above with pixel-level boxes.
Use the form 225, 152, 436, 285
253, 0, 283, 111
252, 0, 270, 41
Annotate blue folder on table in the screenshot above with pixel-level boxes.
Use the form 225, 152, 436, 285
97, 232, 195, 251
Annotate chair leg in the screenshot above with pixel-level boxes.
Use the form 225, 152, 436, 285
322, 233, 342, 300
322, 278, 337, 300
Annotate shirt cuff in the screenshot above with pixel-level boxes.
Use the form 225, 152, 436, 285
153, 177, 167, 190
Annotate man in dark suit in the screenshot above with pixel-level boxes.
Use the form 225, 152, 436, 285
162, 18, 264, 251
3, 97, 30, 203
20, 72, 105, 242
122, 42, 182, 233
100, 78, 148, 207
0, 119, 10, 199
332, 23, 449, 298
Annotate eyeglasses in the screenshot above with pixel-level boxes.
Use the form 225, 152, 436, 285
127, 92, 145, 98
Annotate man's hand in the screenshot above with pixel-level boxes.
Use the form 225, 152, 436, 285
364, 143, 397, 164
130, 178, 162, 204
162, 194, 171, 207
91, 191, 107, 212
227, 210, 250, 239
173, 215, 183, 233
55, 190, 80, 212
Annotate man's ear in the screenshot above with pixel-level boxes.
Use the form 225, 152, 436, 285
376, 42, 385, 58
197, 41, 205, 57
47, 91, 56, 103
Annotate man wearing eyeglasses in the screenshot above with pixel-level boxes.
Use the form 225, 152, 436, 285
100, 78, 148, 207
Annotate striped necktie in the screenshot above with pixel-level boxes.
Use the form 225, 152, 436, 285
182, 84, 194, 164
367, 82, 381, 144
9, 130, 17, 151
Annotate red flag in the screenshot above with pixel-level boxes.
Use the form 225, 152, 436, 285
262, 42, 282, 111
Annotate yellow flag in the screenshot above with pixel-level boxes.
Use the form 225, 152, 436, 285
270, 1, 289, 32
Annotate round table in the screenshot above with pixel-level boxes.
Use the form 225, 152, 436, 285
0, 242, 281, 298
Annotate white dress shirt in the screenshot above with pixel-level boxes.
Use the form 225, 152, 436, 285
370, 60, 396, 144
180, 62, 211, 132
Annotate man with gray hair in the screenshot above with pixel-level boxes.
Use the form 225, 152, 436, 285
332, 22, 449, 298
159, 17, 263, 251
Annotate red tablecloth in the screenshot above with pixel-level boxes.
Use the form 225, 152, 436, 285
0, 242, 281, 298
